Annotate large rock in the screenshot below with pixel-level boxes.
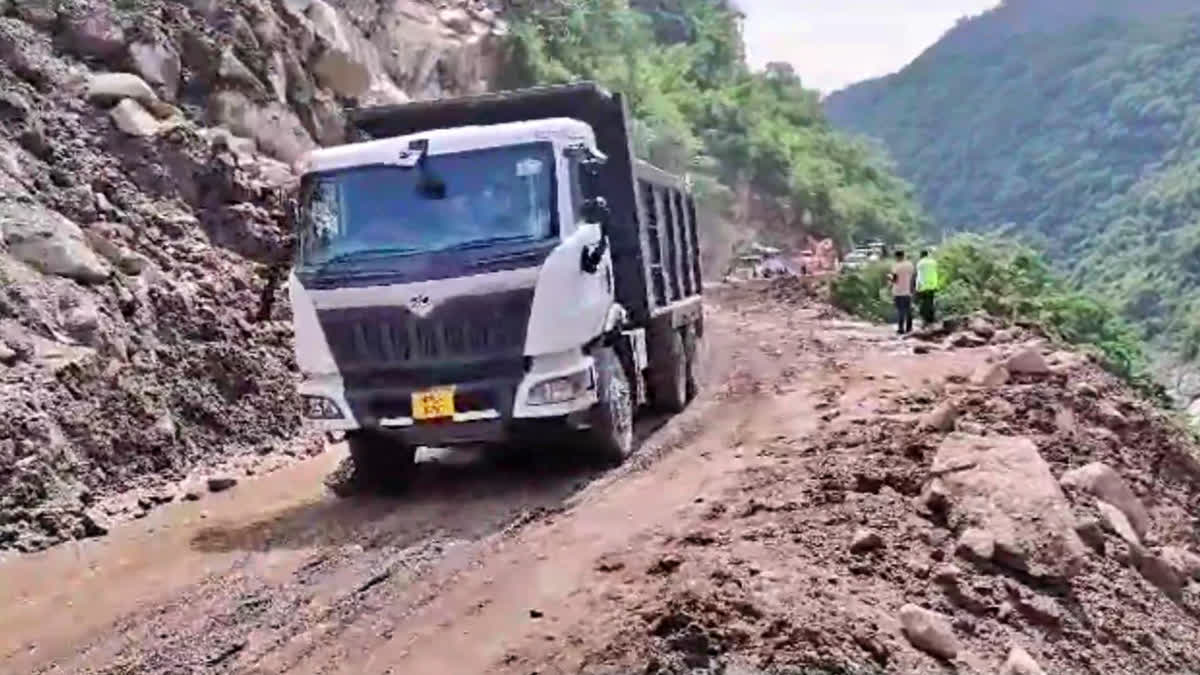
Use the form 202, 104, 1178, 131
208, 90, 315, 164
898, 604, 958, 660
13, 0, 59, 28
307, 0, 373, 98
1059, 463, 1150, 538
1139, 552, 1185, 599
62, 5, 126, 61
110, 99, 160, 137
86, 73, 158, 106
0, 201, 110, 283
929, 434, 1086, 579
128, 42, 181, 101
1006, 348, 1050, 375
1095, 500, 1141, 548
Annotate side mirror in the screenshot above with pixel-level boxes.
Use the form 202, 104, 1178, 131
580, 197, 610, 275
580, 196, 611, 227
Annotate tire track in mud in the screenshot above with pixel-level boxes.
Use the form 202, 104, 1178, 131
3, 283, 783, 675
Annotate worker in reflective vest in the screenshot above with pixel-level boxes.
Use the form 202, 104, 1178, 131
915, 250, 940, 326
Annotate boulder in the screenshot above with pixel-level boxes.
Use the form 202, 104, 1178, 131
86, 73, 158, 106
1006, 348, 1049, 375
1095, 500, 1141, 548
218, 48, 265, 92
0, 201, 110, 283
1059, 463, 1150, 538
308, 0, 373, 98
1000, 646, 1045, 675
128, 42, 181, 101
968, 316, 995, 339
207, 476, 238, 493
207, 90, 315, 164
969, 362, 1009, 387
13, 0, 59, 28
920, 400, 958, 432
898, 604, 958, 660
110, 99, 160, 137
930, 434, 1086, 579
62, 6, 126, 61
438, 7, 473, 33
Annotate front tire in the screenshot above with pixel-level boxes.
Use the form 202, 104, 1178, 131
587, 347, 634, 465
326, 429, 417, 497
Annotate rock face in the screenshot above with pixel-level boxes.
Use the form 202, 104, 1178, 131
898, 604, 959, 659
1059, 462, 1151, 538
0, 0, 512, 553
929, 434, 1087, 579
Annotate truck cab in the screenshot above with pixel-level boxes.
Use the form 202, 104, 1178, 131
288, 84, 704, 491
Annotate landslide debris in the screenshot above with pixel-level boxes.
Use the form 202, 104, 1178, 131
505, 285, 1200, 674
0, 0, 509, 553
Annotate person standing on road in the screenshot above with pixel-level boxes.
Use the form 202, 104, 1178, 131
889, 249, 915, 335
915, 249, 940, 327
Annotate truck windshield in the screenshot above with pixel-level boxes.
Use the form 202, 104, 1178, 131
297, 142, 557, 270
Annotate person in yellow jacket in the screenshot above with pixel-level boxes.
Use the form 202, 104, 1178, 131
915, 250, 940, 326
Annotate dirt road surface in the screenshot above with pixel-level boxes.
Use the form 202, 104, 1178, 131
3, 280, 1199, 674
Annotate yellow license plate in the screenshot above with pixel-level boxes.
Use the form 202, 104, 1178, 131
412, 386, 456, 421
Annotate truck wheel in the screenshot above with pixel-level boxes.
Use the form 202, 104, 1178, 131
588, 347, 634, 465
652, 329, 688, 414
326, 430, 417, 497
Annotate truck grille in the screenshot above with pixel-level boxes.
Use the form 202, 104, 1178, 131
316, 288, 535, 371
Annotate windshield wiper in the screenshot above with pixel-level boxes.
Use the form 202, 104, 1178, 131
315, 247, 420, 268
446, 235, 537, 252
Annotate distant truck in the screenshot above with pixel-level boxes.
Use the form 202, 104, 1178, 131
288, 83, 704, 489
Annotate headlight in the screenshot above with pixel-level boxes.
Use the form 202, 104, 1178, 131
527, 369, 594, 406
302, 395, 343, 419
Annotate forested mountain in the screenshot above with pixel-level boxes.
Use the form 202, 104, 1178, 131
505, 0, 924, 265
824, 0, 1200, 360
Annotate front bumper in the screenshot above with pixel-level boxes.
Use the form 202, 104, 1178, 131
299, 351, 599, 445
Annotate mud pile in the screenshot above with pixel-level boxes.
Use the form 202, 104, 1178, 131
0, 0, 509, 552
548, 316, 1200, 672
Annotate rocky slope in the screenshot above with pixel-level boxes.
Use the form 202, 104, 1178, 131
0, 0, 509, 552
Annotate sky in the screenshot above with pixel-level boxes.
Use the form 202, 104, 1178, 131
738, 0, 1002, 94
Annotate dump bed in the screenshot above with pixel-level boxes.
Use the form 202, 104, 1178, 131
348, 83, 702, 325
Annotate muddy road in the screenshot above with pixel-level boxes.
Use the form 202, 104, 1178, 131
4, 280, 1200, 674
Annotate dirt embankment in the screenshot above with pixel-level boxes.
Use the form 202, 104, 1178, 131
3, 279, 1198, 674
0, 0, 508, 553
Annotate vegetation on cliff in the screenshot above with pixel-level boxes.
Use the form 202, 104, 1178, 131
824, 0, 1200, 362
505, 0, 924, 257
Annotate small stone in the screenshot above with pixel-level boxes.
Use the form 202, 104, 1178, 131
850, 528, 884, 555
898, 604, 959, 660
992, 328, 1017, 343
81, 510, 112, 538
1074, 517, 1106, 554
921, 401, 958, 432
110, 99, 160, 137
0, 342, 16, 365
1072, 382, 1100, 398
1006, 348, 1049, 375
956, 527, 995, 561
931, 563, 962, 584
952, 332, 989, 348
647, 554, 683, 575
207, 477, 238, 493
1000, 645, 1046, 675
529, 609, 543, 619
955, 420, 988, 435
969, 362, 1009, 387
182, 490, 202, 502
914, 344, 931, 355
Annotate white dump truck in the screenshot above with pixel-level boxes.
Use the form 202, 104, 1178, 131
288, 83, 704, 488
